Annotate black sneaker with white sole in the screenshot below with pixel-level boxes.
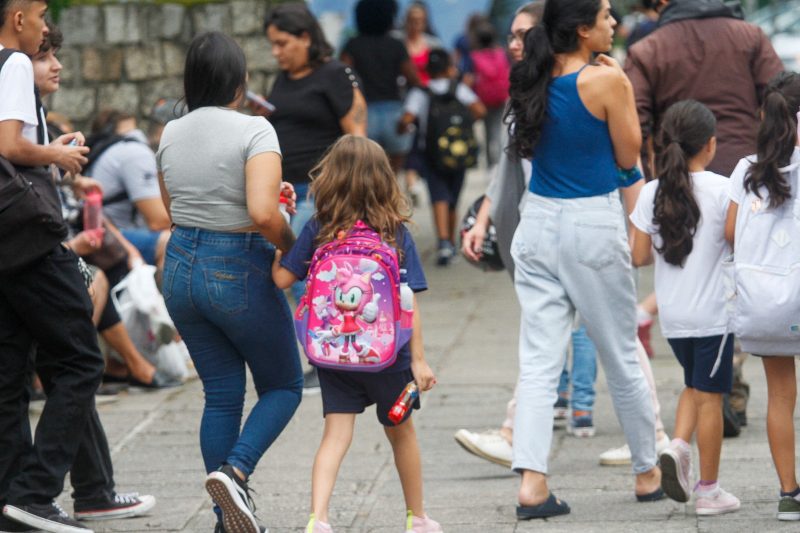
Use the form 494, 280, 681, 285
73, 492, 156, 521
0, 514, 38, 533
205, 464, 261, 533
2, 502, 92, 533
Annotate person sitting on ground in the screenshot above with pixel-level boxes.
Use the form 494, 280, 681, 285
82, 109, 171, 272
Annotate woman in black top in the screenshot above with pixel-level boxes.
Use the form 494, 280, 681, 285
341, 0, 420, 174
264, 2, 367, 391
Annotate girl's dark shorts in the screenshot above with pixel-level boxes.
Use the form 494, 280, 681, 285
667, 334, 734, 393
318, 367, 420, 426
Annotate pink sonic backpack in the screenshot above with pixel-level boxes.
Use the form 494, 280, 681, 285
294, 221, 414, 372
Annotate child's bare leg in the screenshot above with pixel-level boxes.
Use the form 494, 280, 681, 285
694, 390, 723, 482
385, 417, 424, 517
673, 388, 697, 443
432, 202, 450, 242
762, 357, 798, 492
447, 207, 457, 244
312, 413, 356, 523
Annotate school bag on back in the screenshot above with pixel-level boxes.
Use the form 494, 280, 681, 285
722, 151, 800, 356
470, 47, 510, 108
294, 221, 414, 372
424, 81, 478, 175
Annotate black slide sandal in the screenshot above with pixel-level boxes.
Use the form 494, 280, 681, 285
636, 487, 666, 502
517, 493, 571, 519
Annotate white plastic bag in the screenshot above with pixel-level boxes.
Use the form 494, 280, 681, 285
109, 261, 188, 381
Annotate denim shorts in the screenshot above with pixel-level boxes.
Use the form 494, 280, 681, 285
318, 367, 419, 426
367, 100, 413, 156
667, 335, 734, 393
120, 228, 161, 265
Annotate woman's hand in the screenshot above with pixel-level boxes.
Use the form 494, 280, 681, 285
68, 230, 104, 256
70, 175, 103, 199
411, 358, 436, 392
595, 53, 624, 74
461, 223, 486, 262
280, 182, 297, 216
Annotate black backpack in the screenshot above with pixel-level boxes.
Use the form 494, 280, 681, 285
424, 80, 478, 175
0, 49, 68, 274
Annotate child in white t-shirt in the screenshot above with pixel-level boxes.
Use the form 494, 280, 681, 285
725, 72, 800, 521
398, 48, 485, 266
630, 100, 739, 515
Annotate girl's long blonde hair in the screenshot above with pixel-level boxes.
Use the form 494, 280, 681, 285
309, 135, 411, 249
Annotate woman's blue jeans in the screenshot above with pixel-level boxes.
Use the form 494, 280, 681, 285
162, 228, 303, 479
557, 325, 598, 411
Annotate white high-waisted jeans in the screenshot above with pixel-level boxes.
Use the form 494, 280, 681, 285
511, 191, 656, 474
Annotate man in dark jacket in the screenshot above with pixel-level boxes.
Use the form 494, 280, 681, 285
624, 0, 784, 435
625, 0, 783, 176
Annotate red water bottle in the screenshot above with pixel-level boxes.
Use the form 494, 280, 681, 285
83, 189, 104, 239
388, 381, 419, 425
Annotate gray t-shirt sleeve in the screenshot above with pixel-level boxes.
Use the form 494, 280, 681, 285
245, 118, 281, 160
118, 144, 160, 202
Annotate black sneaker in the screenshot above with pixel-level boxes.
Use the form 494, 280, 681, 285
0, 514, 38, 532
302, 367, 320, 396
73, 492, 156, 521
205, 465, 260, 533
3, 502, 92, 533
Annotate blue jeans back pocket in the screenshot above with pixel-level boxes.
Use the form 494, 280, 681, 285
201, 258, 249, 314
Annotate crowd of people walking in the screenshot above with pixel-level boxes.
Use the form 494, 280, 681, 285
0, 0, 799, 531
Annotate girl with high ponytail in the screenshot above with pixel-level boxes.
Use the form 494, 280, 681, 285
725, 71, 800, 521
630, 100, 741, 514
507, 0, 662, 520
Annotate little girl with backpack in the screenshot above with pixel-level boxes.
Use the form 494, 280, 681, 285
725, 71, 800, 521
629, 100, 740, 515
272, 135, 441, 533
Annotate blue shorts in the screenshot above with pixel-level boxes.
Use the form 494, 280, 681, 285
318, 367, 420, 426
367, 100, 413, 156
419, 157, 465, 208
120, 228, 161, 265
667, 335, 734, 393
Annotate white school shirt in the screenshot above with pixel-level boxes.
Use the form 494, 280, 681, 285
630, 171, 731, 338
0, 45, 39, 144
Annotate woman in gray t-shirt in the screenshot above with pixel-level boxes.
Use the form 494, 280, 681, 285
156, 31, 302, 533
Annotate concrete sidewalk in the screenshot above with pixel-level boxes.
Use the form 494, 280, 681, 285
43, 167, 797, 532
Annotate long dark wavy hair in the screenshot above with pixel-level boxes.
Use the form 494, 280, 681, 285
505, 0, 601, 159
744, 71, 800, 209
653, 100, 716, 267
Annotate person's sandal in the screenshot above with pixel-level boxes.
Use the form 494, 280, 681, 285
516, 493, 570, 519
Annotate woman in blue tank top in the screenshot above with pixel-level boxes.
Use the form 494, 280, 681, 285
505, 0, 663, 520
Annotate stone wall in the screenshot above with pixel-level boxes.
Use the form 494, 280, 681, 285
50, 0, 285, 130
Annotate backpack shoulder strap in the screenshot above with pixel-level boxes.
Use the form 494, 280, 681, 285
0, 48, 16, 72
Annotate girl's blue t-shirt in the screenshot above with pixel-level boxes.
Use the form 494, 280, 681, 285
280, 219, 427, 372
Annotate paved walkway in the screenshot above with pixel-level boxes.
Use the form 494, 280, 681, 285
38, 168, 797, 532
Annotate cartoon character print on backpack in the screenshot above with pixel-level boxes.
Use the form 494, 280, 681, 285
295, 222, 413, 372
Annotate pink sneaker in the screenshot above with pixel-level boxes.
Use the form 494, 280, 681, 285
694, 484, 741, 516
306, 514, 333, 533
659, 440, 692, 503
405, 510, 443, 533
